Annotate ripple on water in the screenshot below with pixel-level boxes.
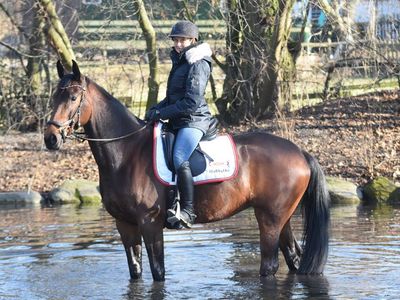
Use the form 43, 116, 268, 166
0, 206, 400, 299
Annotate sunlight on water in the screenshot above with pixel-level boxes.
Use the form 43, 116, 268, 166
0, 204, 399, 299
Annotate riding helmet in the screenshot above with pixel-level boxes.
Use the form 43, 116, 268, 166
169, 20, 199, 41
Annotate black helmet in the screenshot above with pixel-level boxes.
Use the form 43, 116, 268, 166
169, 20, 199, 41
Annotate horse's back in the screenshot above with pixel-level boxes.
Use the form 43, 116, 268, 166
233, 131, 307, 163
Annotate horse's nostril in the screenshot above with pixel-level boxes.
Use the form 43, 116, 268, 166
44, 133, 62, 150
50, 134, 57, 144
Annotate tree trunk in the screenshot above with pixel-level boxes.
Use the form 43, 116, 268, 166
257, 0, 296, 114
36, 0, 75, 70
217, 0, 296, 123
133, 0, 160, 110
27, 2, 45, 94
215, 0, 242, 123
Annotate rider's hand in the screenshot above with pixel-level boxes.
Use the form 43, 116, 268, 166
145, 109, 161, 123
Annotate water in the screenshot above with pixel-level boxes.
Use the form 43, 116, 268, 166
0, 203, 399, 299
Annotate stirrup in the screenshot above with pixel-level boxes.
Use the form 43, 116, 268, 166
180, 209, 196, 229
167, 201, 181, 225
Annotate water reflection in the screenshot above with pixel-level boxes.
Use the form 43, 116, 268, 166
124, 281, 167, 300
0, 204, 399, 299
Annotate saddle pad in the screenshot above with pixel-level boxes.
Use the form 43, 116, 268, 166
153, 122, 239, 186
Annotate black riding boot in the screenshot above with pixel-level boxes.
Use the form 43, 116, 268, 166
176, 161, 196, 228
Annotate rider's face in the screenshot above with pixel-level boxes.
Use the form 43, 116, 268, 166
172, 37, 194, 53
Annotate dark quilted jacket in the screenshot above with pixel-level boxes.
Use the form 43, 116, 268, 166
155, 42, 213, 133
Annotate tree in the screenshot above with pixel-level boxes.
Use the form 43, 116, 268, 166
26, 2, 46, 94
36, 0, 76, 69
216, 0, 297, 123
133, 0, 160, 110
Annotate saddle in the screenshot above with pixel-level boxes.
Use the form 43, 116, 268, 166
160, 117, 219, 177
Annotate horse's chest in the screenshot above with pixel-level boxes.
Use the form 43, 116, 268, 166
101, 188, 139, 220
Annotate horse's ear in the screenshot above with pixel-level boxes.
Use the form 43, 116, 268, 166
72, 60, 81, 80
56, 60, 65, 79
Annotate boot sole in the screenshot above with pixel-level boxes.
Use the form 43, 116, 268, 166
180, 219, 193, 228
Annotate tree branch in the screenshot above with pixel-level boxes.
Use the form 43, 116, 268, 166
211, 53, 227, 73
0, 41, 44, 58
0, 3, 30, 41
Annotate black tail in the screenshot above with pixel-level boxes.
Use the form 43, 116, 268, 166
297, 151, 330, 274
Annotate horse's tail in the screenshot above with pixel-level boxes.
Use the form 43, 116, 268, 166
297, 150, 330, 274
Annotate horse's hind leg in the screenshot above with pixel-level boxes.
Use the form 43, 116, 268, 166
116, 219, 143, 279
254, 208, 280, 277
279, 220, 302, 271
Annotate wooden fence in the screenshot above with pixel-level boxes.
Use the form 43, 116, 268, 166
76, 19, 225, 58
74, 19, 400, 108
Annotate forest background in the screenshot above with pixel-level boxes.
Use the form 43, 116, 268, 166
0, 0, 399, 193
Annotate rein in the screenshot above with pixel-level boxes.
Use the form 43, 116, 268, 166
71, 125, 148, 142
47, 80, 149, 142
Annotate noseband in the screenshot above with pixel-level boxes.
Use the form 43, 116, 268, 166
47, 81, 86, 142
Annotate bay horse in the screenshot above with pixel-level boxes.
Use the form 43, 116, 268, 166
44, 60, 330, 281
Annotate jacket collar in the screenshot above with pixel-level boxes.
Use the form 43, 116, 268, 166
171, 42, 212, 64
185, 42, 212, 64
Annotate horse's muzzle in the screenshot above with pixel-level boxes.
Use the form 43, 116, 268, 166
44, 132, 63, 150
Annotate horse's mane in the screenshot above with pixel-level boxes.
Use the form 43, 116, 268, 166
85, 76, 146, 127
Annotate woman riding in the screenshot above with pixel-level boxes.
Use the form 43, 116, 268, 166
145, 20, 213, 228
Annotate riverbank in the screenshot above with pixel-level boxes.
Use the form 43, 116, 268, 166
1, 91, 399, 193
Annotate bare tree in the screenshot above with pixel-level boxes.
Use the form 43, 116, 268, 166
133, 0, 160, 109
216, 0, 297, 123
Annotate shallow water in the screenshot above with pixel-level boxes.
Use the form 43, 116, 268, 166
0, 203, 399, 299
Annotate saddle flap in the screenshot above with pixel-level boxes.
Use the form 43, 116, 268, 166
189, 148, 206, 177
161, 125, 175, 171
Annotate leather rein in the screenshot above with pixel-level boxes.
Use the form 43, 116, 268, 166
47, 80, 147, 142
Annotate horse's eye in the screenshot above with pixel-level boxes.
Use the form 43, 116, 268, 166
71, 95, 77, 101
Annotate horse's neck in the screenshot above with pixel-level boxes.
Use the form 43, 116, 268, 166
84, 85, 146, 171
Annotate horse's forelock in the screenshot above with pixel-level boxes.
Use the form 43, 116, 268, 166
58, 74, 74, 90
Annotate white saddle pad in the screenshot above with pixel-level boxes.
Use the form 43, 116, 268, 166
153, 122, 239, 186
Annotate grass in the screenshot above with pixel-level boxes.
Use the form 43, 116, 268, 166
291, 77, 399, 110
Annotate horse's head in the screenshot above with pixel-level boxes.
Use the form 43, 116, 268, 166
44, 60, 92, 150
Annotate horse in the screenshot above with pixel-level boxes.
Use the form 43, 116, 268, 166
44, 60, 330, 281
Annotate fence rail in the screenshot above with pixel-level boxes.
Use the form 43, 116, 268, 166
76, 19, 226, 57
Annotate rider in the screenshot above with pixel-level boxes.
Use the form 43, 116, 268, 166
145, 20, 213, 228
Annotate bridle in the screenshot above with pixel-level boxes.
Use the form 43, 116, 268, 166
47, 79, 148, 142
47, 81, 87, 142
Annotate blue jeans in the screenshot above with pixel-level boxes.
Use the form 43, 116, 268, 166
173, 127, 204, 171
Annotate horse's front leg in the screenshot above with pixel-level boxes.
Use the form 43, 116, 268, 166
140, 218, 165, 281
116, 219, 143, 279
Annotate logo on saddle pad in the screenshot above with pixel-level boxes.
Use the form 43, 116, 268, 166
153, 122, 238, 185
